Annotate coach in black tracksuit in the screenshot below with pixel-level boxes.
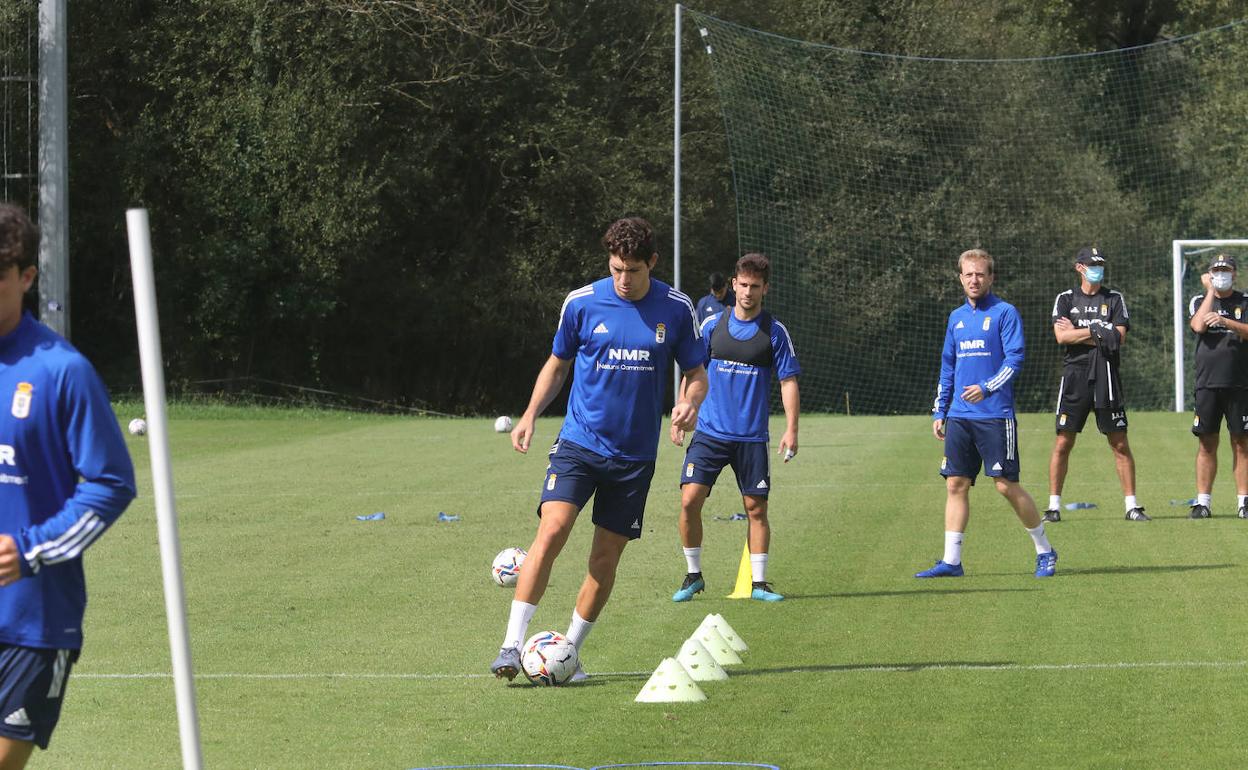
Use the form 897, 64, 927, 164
1044, 247, 1149, 523
1187, 254, 1248, 519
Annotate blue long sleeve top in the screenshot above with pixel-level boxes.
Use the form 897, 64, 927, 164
932, 293, 1024, 422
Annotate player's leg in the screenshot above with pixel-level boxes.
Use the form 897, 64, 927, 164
1103, 423, 1146, 520
674, 433, 730, 601
1232, 435, 1248, 519
917, 417, 973, 577
743, 494, 782, 601
0, 738, 34, 770
563, 526, 631, 683
986, 417, 1056, 576
0, 646, 77, 767
1190, 388, 1220, 518
994, 477, 1057, 577
1046, 431, 1077, 522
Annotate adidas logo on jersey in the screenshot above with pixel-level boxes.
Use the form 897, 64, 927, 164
593, 322, 609, 334
5, 708, 29, 727
955, 321, 965, 329
991, 462, 1002, 471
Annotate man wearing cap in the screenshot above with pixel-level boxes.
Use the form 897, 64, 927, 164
1044, 247, 1148, 522
1187, 254, 1248, 519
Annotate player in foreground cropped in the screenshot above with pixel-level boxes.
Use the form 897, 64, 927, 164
491, 217, 707, 680
1045, 247, 1148, 522
1186, 254, 1248, 519
919, 248, 1057, 578
670, 252, 799, 603
0, 202, 136, 767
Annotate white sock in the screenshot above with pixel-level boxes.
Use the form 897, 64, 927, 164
502, 600, 537, 650
1124, 495, 1138, 512
1238, 494, 1248, 509
943, 531, 963, 566
749, 553, 768, 583
1198, 493, 1212, 508
1026, 523, 1053, 555
1048, 495, 1061, 511
565, 610, 594, 651
683, 546, 703, 574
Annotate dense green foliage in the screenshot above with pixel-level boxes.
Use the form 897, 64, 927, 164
60, 407, 1248, 767
3, 1, 1247, 412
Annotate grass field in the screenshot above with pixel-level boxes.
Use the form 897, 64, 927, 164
43, 405, 1248, 769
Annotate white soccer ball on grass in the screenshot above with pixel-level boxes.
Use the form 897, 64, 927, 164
521, 631, 579, 686
128, 418, 147, 436
491, 547, 527, 587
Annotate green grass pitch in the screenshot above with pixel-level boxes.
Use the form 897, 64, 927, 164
48, 405, 1248, 768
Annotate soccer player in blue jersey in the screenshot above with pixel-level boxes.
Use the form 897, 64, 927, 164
490, 217, 708, 681
0, 203, 136, 766
669, 252, 799, 603
695, 272, 734, 325
918, 248, 1057, 579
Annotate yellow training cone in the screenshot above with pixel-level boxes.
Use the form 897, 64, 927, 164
634, 657, 707, 703
692, 624, 743, 666
727, 541, 752, 599
705, 613, 748, 653
676, 637, 729, 681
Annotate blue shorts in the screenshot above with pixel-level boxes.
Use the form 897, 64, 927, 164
941, 417, 1020, 482
539, 439, 656, 540
680, 432, 771, 497
0, 645, 79, 750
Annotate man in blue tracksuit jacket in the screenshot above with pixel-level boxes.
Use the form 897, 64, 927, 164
916, 248, 1058, 579
0, 203, 135, 766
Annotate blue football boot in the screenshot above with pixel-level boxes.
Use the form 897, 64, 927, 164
915, 560, 964, 578
490, 646, 521, 681
1034, 549, 1058, 578
672, 572, 705, 602
751, 581, 784, 602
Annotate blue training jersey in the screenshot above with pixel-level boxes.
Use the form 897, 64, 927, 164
0, 312, 136, 650
553, 277, 703, 461
697, 311, 800, 442
932, 293, 1023, 422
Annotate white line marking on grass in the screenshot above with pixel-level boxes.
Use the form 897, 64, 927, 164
75, 660, 1248, 681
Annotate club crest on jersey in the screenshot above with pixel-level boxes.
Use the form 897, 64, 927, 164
982, 317, 991, 331
10, 382, 32, 419
655, 323, 667, 343
1237, 308, 1243, 320
1100, 304, 1108, 316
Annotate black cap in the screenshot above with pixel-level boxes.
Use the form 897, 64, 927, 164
1210, 254, 1238, 271
1075, 247, 1106, 265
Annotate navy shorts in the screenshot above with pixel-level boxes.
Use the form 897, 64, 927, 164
1192, 387, 1248, 436
680, 432, 771, 497
0, 645, 79, 750
539, 439, 655, 540
1054, 368, 1128, 434
941, 417, 1020, 482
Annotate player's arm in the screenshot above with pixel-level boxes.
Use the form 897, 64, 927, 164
511, 354, 572, 453
932, 318, 956, 436
778, 376, 799, 461
1190, 277, 1219, 333
672, 365, 707, 433
3, 362, 136, 583
1053, 318, 1092, 345
1115, 325, 1128, 345
1215, 316, 1248, 341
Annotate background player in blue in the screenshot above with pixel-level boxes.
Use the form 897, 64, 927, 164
695, 271, 735, 324
1045, 247, 1148, 523
0, 203, 135, 767
919, 248, 1057, 579
669, 252, 800, 603
490, 217, 707, 681
1186, 254, 1248, 519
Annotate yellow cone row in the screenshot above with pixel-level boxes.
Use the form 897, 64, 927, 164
634, 614, 747, 703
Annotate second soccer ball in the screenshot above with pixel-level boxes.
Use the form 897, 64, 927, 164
491, 547, 527, 587
521, 631, 579, 686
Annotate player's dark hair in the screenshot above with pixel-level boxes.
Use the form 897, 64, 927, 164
709, 272, 727, 291
958, 248, 994, 275
602, 217, 655, 261
736, 252, 770, 282
0, 203, 37, 273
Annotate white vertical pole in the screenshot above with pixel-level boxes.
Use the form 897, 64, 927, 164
672, 3, 683, 400
37, 0, 69, 338
126, 209, 204, 770
1173, 240, 1185, 413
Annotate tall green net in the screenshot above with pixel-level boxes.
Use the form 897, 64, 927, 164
685, 9, 1248, 415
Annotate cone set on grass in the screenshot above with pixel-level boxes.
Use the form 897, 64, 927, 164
634, 614, 747, 703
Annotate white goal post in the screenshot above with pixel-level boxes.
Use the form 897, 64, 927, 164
1172, 239, 1248, 412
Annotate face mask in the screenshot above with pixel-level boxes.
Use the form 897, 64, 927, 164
1212, 272, 1234, 291
1083, 266, 1104, 284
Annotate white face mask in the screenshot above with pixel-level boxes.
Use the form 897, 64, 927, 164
1212, 272, 1234, 291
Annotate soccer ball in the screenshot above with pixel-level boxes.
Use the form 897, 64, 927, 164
491, 547, 526, 587
521, 631, 579, 686
494, 415, 513, 433
128, 418, 147, 436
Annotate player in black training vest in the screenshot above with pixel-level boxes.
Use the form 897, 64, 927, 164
1044, 247, 1148, 523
